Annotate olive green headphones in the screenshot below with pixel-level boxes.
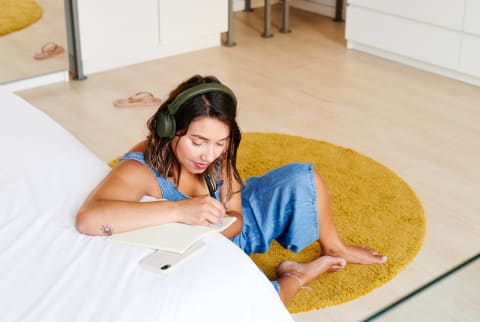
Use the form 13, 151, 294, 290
156, 83, 237, 138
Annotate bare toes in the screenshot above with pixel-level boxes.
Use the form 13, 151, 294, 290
329, 260, 347, 272
345, 246, 387, 265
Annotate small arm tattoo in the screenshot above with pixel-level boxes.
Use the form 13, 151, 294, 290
100, 225, 113, 236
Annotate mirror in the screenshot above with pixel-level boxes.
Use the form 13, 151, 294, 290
0, 0, 68, 85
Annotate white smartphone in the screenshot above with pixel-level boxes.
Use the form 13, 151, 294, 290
139, 240, 206, 273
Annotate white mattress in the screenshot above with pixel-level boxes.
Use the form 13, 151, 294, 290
0, 90, 293, 322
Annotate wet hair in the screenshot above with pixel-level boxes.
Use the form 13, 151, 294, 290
145, 75, 243, 201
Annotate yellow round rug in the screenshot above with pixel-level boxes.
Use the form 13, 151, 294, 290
0, 0, 42, 36
237, 133, 425, 313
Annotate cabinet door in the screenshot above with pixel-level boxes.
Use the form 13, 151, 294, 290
78, 0, 159, 59
464, 0, 480, 36
348, 0, 465, 30
346, 7, 462, 70
459, 35, 480, 77
159, 0, 227, 45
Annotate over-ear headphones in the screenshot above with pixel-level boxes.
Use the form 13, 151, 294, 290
156, 83, 237, 138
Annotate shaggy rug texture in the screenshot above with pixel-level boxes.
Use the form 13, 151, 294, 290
0, 0, 42, 36
238, 133, 425, 313
109, 132, 426, 314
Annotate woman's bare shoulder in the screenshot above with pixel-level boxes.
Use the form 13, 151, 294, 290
129, 140, 147, 153
96, 152, 162, 200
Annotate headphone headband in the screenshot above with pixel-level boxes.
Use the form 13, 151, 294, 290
156, 82, 237, 138
167, 83, 237, 115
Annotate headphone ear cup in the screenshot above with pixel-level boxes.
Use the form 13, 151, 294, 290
156, 110, 176, 138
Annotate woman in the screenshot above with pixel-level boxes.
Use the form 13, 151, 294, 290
76, 75, 386, 306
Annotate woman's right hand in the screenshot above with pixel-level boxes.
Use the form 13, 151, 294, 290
174, 196, 226, 226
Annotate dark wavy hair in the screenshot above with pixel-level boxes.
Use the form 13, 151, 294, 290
145, 75, 243, 202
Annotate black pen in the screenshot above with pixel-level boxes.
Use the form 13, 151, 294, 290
204, 173, 216, 199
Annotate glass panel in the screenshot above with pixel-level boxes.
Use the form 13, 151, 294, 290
364, 253, 480, 322
0, 0, 68, 84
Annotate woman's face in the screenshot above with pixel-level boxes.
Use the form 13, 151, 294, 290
172, 117, 229, 175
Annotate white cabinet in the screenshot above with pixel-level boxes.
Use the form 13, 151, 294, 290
459, 0, 480, 78
348, 0, 465, 30
159, 0, 227, 44
77, 0, 227, 75
459, 35, 480, 77
463, 0, 480, 36
78, 0, 159, 61
346, 0, 480, 86
346, 7, 462, 70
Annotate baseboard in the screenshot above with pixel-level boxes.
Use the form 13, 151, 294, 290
0, 71, 69, 92
347, 40, 480, 87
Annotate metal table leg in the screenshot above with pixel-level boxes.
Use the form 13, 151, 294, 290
225, 0, 236, 46
280, 0, 290, 33
244, 0, 253, 12
261, 0, 273, 38
334, 0, 344, 22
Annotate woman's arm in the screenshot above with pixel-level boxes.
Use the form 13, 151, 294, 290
76, 159, 174, 235
222, 210, 243, 239
76, 159, 226, 236
219, 170, 244, 239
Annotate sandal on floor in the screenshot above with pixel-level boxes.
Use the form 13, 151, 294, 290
113, 92, 162, 108
33, 42, 65, 60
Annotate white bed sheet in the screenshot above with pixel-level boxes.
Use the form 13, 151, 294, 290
0, 90, 293, 322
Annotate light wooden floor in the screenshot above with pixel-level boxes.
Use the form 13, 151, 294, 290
17, 5, 480, 322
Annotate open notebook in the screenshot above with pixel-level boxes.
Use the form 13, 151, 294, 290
106, 216, 236, 253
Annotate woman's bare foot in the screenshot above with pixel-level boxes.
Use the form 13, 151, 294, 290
277, 256, 347, 287
322, 244, 387, 264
